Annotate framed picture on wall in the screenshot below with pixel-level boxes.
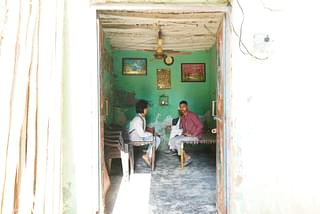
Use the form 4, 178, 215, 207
122, 58, 147, 75
181, 63, 206, 82
157, 69, 171, 89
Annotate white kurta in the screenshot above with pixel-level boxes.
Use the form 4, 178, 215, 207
128, 114, 160, 158
128, 114, 153, 141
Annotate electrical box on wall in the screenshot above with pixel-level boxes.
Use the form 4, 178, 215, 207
253, 33, 273, 58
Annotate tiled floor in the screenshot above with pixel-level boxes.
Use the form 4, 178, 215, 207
105, 145, 216, 214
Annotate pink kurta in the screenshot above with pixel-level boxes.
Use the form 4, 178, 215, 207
180, 111, 203, 138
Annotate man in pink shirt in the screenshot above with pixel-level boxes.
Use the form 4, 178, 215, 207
169, 100, 203, 167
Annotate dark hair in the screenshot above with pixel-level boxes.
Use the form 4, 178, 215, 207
136, 99, 148, 113
179, 100, 188, 106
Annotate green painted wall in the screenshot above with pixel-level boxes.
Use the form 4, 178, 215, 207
102, 35, 217, 146
107, 48, 216, 132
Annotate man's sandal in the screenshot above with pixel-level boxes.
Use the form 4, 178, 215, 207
184, 158, 192, 167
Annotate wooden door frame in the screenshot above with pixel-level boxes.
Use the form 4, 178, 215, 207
93, 3, 232, 214
214, 9, 232, 214
96, 16, 104, 213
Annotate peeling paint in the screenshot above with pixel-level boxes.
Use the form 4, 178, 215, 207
63, 182, 74, 214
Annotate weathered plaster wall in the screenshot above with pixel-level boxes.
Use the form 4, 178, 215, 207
105, 47, 216, 145
229, 1, 320, 213
62, 0, 99, 213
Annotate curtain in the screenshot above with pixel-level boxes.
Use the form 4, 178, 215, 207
0, 0, 63, 213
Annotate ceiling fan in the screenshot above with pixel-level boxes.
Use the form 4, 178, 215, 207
145, 28, 192, 60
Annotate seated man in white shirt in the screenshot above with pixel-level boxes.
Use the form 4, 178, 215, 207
128, 99, 161, 167
166, 114, 183, 155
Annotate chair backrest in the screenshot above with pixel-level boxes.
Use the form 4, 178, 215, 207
104, 127, 124, 147
146, 127, 155, 136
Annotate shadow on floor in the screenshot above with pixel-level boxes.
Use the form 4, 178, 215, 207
105, 145, 216, 214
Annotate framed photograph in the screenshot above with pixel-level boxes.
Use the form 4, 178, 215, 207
157, 69, 171, 89
122, 58, 147, 75
181, 63, 206, 82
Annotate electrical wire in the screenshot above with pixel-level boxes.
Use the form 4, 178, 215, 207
235, 0, 247, 56
231, 21, 269, 60
231, 0, 269, 60
260, 0, 283, 12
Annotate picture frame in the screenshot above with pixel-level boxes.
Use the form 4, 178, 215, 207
122, 58, 147, 75
181, 63, 206, 82
159, 94, 169, 106
157, 69, 171, 89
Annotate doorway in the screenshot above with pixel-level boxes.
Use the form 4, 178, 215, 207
95, 4, 231, 214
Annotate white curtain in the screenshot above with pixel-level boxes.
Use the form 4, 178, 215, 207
0, 0, 64, 213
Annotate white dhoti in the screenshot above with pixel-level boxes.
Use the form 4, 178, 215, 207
168, 118, 183, 150
169, 135, 199, 155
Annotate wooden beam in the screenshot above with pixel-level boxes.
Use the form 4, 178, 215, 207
108, 36, 215, 42
105, 32, 216, 38
113, 46, 212, 51
111, 43, 214, 50
103, 28, 217, 35
103, 28, 157, 34
108, 38, 215, 44
93, 3, 229, 13
101, 23, 220, 30
110, 43, 214, 48
98, 11, 224, 19
99, 15, 223, 23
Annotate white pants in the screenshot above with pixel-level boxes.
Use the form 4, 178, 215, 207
169, 135, 199, 155
143, 136, 161, 158
168, 125, 183, 150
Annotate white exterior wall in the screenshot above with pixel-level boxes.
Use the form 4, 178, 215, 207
60, 0, 320, 213
62, 0, 100, 213
229, 1, 320, 213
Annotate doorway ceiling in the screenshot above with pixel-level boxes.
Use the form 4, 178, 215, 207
98, 11, 224, 51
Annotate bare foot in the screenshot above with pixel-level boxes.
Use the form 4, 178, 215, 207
184, 153, 191, 161
142, 154, 151, 168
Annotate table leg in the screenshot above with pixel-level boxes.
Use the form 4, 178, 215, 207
151, 143, 155, 171
180, 142, 184, 169
129, 145, 134, 175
